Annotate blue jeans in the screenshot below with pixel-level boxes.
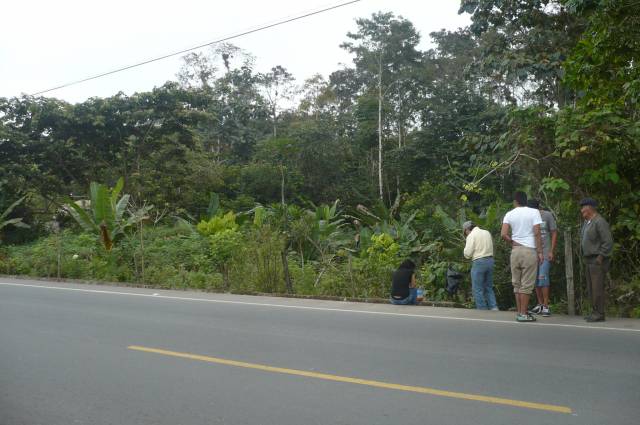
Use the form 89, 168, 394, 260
535, 259, 551, 287
390, 287, 418, 305
471, 257, 497, 310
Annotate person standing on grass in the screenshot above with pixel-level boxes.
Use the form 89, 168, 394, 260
579, 198, 613, 322
527, 199, 558, 317
501, 191, 544, 323
463, 221, 498, 311
390, 259, 418, 305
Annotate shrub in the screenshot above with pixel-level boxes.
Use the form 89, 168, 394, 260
196, 212, 238, 236
208, 229, 243, 289
230, 226, 285, 293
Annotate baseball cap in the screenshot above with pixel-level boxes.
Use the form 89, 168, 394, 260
579, 198, 598, 208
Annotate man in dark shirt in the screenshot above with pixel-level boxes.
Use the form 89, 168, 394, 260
580, 198, 614, 322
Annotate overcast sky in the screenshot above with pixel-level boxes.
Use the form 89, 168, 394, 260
1, 0, 470, 104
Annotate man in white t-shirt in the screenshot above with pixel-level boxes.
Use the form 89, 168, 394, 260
501, 191, 544, 322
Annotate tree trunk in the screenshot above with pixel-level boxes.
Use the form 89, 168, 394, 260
139, 220, 145, 284
272, 105, 277, 138
280, 165, 286, 209
348, 254, 356, 298
56, 227, 62, 281
564, 229, 575, 315
280, 163, 290, 238
282, 250, 293, 294
223, 265, 230, 291
396, 119, 402, 199
377, 51, 384, 202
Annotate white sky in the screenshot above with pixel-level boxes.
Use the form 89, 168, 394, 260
0, 0, 469, 104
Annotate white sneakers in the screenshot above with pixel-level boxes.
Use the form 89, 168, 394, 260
529, 304, 551, 317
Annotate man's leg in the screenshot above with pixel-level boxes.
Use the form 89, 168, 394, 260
529, 285, 543, 314
519, 248, 538, 316
511, 249, 522, 313
535, 286, 543, 305
485, 259, 498, 310
532, 260, 543, 308
542, 286, 550, 306
584, 261, 593, 318
471, 262, 488, 309
535, 259, 551, 315
538, 260, 551, 304
519, 293, 531, 315
408, 287, 418, 305
588, 259, 608, 319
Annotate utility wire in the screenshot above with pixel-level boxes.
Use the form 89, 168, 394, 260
30, 0, 362, 96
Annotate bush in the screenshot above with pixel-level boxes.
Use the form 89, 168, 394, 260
0, 231, 101, 279
336, 233, 399, 298
197, 211, 238, 236
288, 257, 319, 295
230, 226, 285, 293
2, 218, 637, 317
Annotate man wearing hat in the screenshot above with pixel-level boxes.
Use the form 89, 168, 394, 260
580, 198, 613, 322
463, 221, 498, 310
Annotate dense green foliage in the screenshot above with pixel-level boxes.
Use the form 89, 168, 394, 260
1, 1, 639, 316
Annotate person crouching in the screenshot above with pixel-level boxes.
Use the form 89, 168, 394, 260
390, 260, 418, 305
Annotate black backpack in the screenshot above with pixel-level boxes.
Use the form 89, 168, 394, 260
446, 267, 464, 295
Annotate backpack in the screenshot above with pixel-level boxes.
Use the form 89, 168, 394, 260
446, 267, 464, 295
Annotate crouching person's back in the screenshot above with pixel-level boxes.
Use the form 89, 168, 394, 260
390, 260, 418, 305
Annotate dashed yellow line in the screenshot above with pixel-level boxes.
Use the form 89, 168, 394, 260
127, 345, 572, 414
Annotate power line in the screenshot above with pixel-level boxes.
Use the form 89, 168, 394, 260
29, 0, 362, 96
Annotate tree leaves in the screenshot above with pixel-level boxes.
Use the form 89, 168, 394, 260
65, 179, 151, 251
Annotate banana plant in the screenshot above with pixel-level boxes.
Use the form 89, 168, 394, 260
0, 195, 30, 242
306, 200, 350, 262
347, 199, 424, 258
65, 178, 151, 251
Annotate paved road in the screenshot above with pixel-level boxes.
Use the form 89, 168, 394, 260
1, 278, 639, 425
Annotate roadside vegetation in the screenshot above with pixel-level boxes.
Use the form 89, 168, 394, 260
1, 1, 639, 317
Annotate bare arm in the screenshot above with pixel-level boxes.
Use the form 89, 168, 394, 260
534, 224, 544, 264
549, 229, 558, 261
501, 223, 512, 244
410, 273, 417, 288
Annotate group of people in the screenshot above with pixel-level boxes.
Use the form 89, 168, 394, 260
390, 192, 613, 323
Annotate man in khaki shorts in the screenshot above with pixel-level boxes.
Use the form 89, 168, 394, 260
501, 191, 544, 322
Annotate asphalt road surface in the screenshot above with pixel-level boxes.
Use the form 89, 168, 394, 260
1, 278, 639, 425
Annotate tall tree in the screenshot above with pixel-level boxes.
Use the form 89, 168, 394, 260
341, 12, 422, 201
260, 66, 296, 138
459, 0, 586, 107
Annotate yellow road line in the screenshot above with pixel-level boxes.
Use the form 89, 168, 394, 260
127, 345, 572, 414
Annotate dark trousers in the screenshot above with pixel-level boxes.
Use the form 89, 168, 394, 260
585, 256, 610, 318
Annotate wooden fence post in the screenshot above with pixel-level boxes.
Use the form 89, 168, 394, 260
564, 229, 575, 315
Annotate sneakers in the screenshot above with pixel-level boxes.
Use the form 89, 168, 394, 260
529, 304, 551, 317
516, 313, 537, 322
528, 304, 542, 315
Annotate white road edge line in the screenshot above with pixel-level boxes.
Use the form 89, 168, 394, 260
2, 281, 639, 333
